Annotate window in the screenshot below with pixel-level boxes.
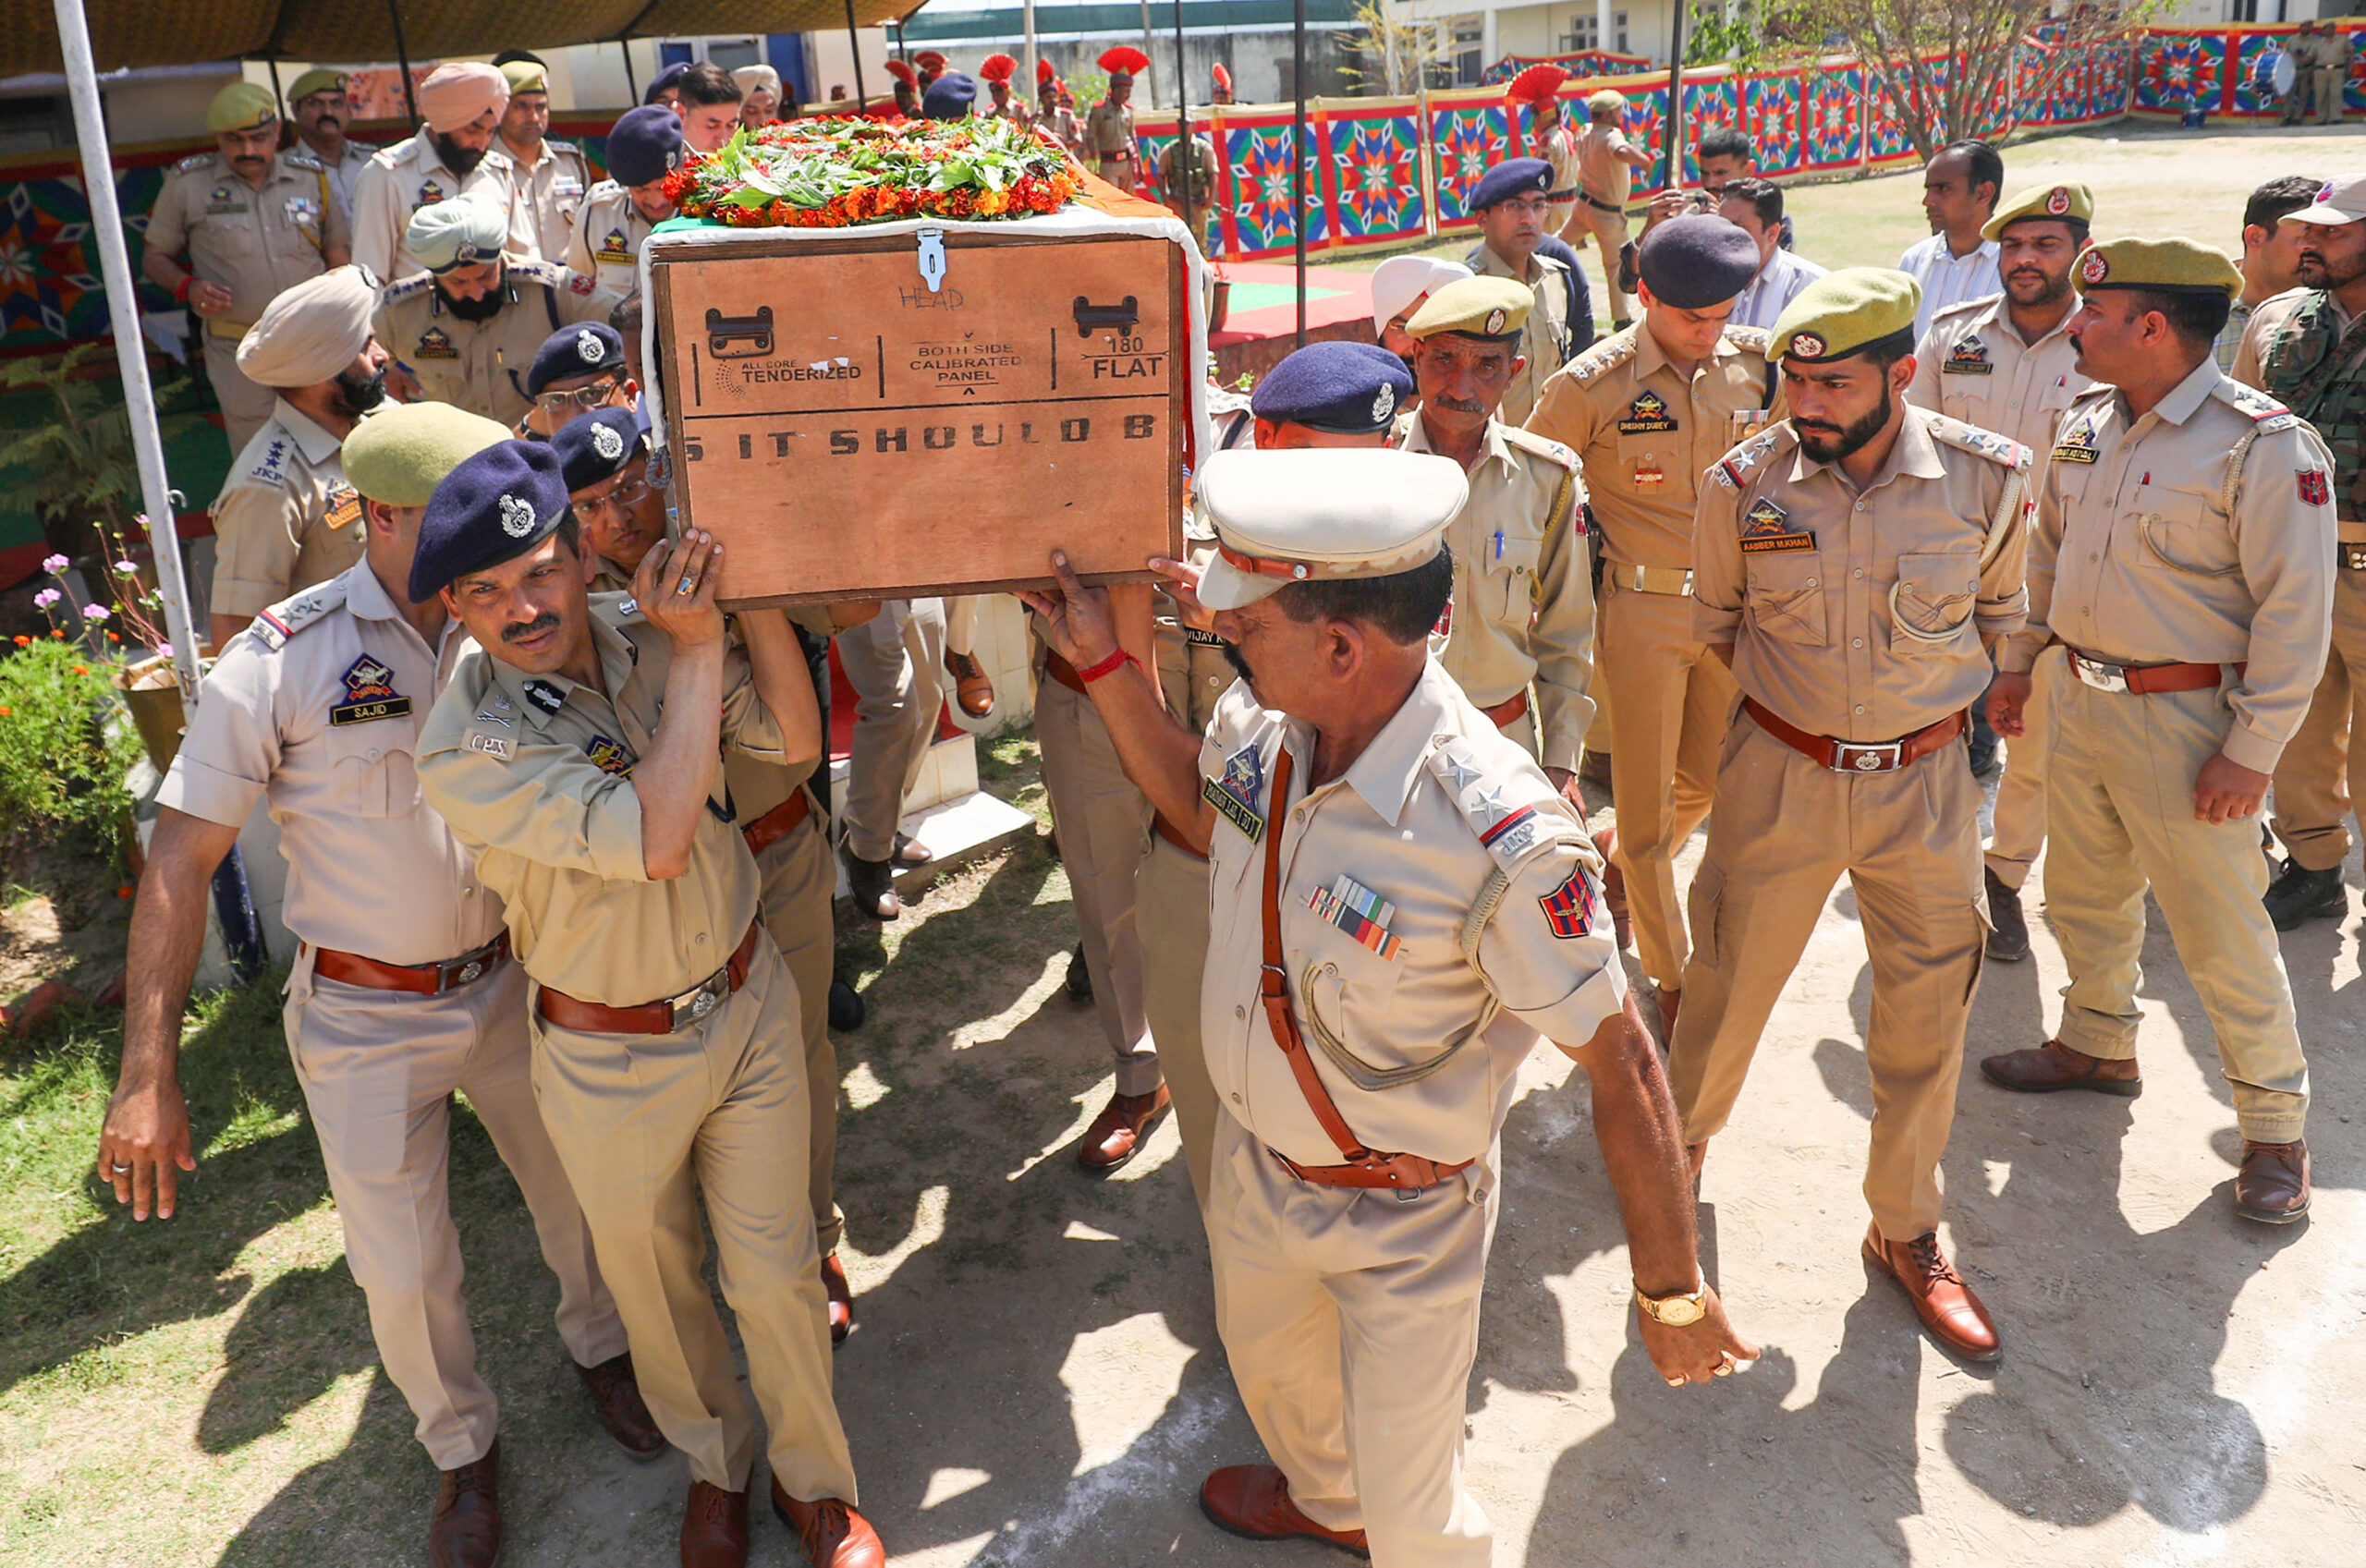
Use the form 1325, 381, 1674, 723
1452, 15, 1484, 85
660, 36, 763, 70
2227, 0, 2258, 18
1561, 15, 1601, 51
1616, 10, 1630, 50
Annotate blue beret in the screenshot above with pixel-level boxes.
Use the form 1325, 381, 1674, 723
1250, 341, 1414, 434
644, 63, 689, 104
1636, 213, 1762, 309
409, 441, 572, 602
526, 323, 627, 397
1469, 158, 1552, 211
551, 407, 649, 493
921, 72, 978, 119
606, 104, 685, 188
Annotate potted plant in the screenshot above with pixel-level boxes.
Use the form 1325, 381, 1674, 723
29, 523, 201, 772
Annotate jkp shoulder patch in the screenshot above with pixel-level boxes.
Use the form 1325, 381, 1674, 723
1617, 389, 1679, 435
323, 484, 362, 534
595, 227, 632, 263
329, 653, 411, 726
2052, 420, 2101, 465
414, 326, 458, 360
1739, 497, 1815, 553
1202, 742, 1267, 843
1941, 334, 1993, 375
1538, 866, 1599, 938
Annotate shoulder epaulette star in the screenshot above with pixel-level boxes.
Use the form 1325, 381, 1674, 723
1498, 424, 1577, 470
174, 152, 214, 174
380, 274, 435, 306
1925, 413, 2031, 471
245, 577, 349, 651
1709, 424, 1794, 491
284, 149, 323, 172
1566, 332, 1638, 386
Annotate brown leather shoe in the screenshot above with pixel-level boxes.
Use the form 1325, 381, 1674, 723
1592, 825, 1632, 950
680, 1480, 750, 1568
2235, 1138, 2311, 1223
821, 1251, 853, 1345
577, 1353, 666, 1459
1862, 1224, 2001, 1362
892, 830, 935, 868
1198, 1465, 1369, 1557
1076, 1083, 1171, 1173
770, 1479, 886, 1567
1980, 1039, 2140, 1098
428, 1438, 502, 1568
945, 647, 995, 718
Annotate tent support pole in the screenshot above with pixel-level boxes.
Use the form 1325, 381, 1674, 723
846, 0, 870, 109
388, 0, 419, 124
51, 0, 202, 706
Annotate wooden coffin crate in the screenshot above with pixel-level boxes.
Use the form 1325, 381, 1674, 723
649, 226, 1189, 607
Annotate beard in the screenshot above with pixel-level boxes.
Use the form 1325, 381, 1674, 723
1222, 639, 1254, 687
331, 365, 387, 418
2003, 267, 2069, 308
2298, 247, 2366, 290
433, 132, 487, 176
1796, 381, 1894, 466
440, 280, 506, 322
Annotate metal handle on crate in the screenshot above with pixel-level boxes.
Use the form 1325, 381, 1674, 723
1073, 296, 1140, 336
917, 228, 946, 293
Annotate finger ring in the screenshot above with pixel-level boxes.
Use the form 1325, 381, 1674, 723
676, 575, 698, 596
111, 1162, 131, 1174
1714, 1363, 1732, 1377
1665, 1375, 1685, 1388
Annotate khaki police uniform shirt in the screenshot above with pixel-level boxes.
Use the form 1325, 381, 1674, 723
146, 150, 348, 335
505, 136, 592, 262
567, 181, 653, 299
1463, 242, 1573, 425
1398, 415, 1595, 769
349, 128, 533, 284
1085, 101, 1137, 157
157, 564, 504, 963
1197, 660, 1627, 1170
418, 595, 787, 1007
1537, 122, 1581, 200
1526, 322, 1777, 571
2000, 362, 2336, 774
209, 399, 365, 619
1576, 122, 1636, 207
375, 259, 614, 428
1694, 406, 2031, 741
309, 139, 378, 226
1909, 295, 2091, 461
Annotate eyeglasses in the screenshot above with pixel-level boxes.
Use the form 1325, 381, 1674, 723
575, 477, 652, 517
536, 376, 622, 414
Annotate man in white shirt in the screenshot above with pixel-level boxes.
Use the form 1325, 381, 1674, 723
1720, 177, 1826, 330
1898, 140, 2004, 338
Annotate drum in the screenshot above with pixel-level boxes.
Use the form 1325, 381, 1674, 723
2272, 46, 2298, 97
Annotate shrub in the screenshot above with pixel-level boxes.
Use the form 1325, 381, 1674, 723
0, 638, 135, 846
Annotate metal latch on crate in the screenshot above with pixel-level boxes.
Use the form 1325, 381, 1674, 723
916, 228, 946, 293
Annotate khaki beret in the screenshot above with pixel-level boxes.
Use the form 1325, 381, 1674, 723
500, 60, 549, 95
1406, 275, 1533, 342
344, 403, 513, 509
1586, 90, 1628, 115
207, 81, 279, 134
407, 196, 510, 273
1768, 267, 1921, 363
235, 266, 377, 388
286, 68, 348, 105
2072, 237, 2241, 299
1193, 449, 1469, 611
1982, 181, 2093, 241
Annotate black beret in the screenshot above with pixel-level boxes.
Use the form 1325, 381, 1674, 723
1636, 213, 1762, 309
526, 323, 627, 397
551, 407, 649, 493
921, 72, 978, 119
1469, 158, 1552, 212
606, 104, 685, 188
409, 441, 572, 602
1250, 341, 1415, 434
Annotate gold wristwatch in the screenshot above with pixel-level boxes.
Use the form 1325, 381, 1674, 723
1635, 1273, 1710, 1327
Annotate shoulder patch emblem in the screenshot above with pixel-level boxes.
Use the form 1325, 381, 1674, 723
1942, 334, 1993, 375
418, 178, 445, 204
1739, 497, 1815, 554
1202, 742, 1267, 843
1617, 389, 1679, 435
2052, 420, 2101, 465
414, 325, 458, 359
595, 227, 632, 263
1538, 866, 1599, 938
323, 484, 362, 534
2299, 468, 2331, 506
585, 734, 635, 775
329, 652, 411, 726
567, 271, 596, 296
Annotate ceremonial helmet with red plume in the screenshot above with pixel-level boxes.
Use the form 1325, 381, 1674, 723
1211, 62, 1233, 97
1506, 63, 1568, 104
914, 50, 947, 86
1038, 57, 1058, 87
884, 59, 917, 86
1099, 45, 1151, 80
979, 54, 1018, 83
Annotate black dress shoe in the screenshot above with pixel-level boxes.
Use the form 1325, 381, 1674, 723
846, 854, 901, 921
827, 977, 865, 1031
2263, 859, 2346, 930
1065, 940, 1093, 1002
1983, 868, 2030, 962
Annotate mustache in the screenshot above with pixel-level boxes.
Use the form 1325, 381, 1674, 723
1431, 395, 1487, 414
501, 612, 561, 644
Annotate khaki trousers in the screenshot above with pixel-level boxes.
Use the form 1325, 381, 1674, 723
1035, 673, 1160, 1094
1600, 577, 1737, 987
284, 954, 626, 1470
1670, 717, 1987, 1241
1208, 1112, 1496, 1568
2317, 66, 2349, 123
1985, 645, 2065, 890
202, 331, 276, 456
1137, 832, 1216, 1202
837, 598, 945, 863
755, 806, 843, 1254
942, 594, 978, 659
2271, 568, 2366, 873
530, 945, 858, 1498
2046, 676, 2310, 1142
1571, 201, 1635, 322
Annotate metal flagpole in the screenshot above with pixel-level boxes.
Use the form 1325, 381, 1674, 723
1293, 0, 1306, 345
845, 0, 870, 109
50, 0, 201, 706
387, 0, 420, 124
1140, 0, 1159, 107
1665, 0, 1687, 192
1023, 0, 1038, 101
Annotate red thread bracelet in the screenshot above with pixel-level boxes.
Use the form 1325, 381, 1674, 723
1076, 647, 1137, 684
173, 275, 193, 303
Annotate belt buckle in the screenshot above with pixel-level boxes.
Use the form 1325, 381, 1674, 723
667, 969, 727, 1029
2074, 654, 2129, 694
438, 940, 498, 993
1832, 740, 1902, 773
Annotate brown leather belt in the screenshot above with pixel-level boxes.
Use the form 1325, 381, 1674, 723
1743, 697, 1965, 774
2065, 648, 2243, 696
311, 932, 510, 995
1043, 650, 1087, 694
1481, 689, 1529, 728
535, 922, 762, 1036
740, 786, 813, 856
1544, 187, 1579, 201
1153, 813, 1206, 860
1255, 744, 1472, 1195
1580, 192, 1624, 213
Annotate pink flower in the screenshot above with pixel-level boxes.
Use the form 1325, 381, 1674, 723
40, 553, 67, 576
115, 559, 138, 575
80, 604, 108, 623
157, 641, 173, 659
31, 588, 59, 609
